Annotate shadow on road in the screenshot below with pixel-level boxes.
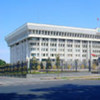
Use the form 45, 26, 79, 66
0, 84, 100, 100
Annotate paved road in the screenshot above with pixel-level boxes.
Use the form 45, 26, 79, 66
0, 77, 100, 100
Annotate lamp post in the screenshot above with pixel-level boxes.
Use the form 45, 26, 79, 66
89, 42, 92, 72
75, 60, 78, 72
98, 57, 100, 73
27, 57, 31, 74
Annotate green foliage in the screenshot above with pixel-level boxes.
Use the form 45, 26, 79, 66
37, 65, 41, 70
31, 57, 38, 70
40, 62, 44, 69
53, 65, 57, 69
46, 57, 52, 69
67, 65, 72, 69
56, 54, 60, 69
0, 59, 6, 66
92, 63, 96, 70
81, 64, 85, 69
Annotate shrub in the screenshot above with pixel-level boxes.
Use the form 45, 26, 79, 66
92, 63, 96, 70
81, 64, 85, 69
37, 65, 41, 70
67, 65, 72, 69
52, 65, 57, 69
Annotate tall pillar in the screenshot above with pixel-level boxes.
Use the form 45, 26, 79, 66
72, 40, 75, 61
23, 41, 26, 62
87, 41, 90, 61
10, 47, 12, 64
56, 39, 59, 54
80, 40, 82, 62
26, 39, 29, 59
20, 42, 23, 63
15, 44, 16, 63
90, 41, 92, 64
26, 39, 30, 69
48, 38, 50, 57
13, 45, 15, 64
64, 39, 67, 61
39, 38, 42, 61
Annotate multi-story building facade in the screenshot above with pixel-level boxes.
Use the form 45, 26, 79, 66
5, 23, 100, 66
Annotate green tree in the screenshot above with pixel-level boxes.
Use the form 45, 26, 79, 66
0, 59, 6, 66
40, 62, 44, 69
56, 54, 60, 69
32, 57, 38, 70
46, 57, 52, 70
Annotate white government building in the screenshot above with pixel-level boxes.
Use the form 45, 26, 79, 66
5, 23, 100, 66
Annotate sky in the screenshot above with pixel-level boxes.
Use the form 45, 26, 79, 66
0, 0, 100, 63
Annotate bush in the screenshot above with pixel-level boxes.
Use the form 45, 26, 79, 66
37, 65, 41, 70
67, 65, 72, 69
52, 65, 57, 69
92, 64, 96, 70
81, 64, 84, 69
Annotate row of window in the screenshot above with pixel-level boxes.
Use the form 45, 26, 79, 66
30, 42, 100, 49
30, 30, 100, 39
31, 53, 100, 58
93, 50, 100, 53
30, 47, 100, 54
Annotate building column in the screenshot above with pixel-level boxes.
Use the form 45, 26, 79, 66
21, 41, 23, 62
64, 39, 67, 61
56, 39, 59, 54
10, 47, 12, 64
87, 41, 90, 61
48, 38, 50, 57
80, 40, 82, 62
90, 41, 93, 63
72, 40, 75, 61
18, 43, 20, 62
26, 39, 29, 59
26, 39, 30, 69
24, 40, 26, 62
15, 44, 17, 63
20, 42, 23, 63
13, 45, 15, 64
19, 42, 21, 63
39, 38, 42, 62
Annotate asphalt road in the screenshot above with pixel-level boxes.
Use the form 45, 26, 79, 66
0, 77, 100, 100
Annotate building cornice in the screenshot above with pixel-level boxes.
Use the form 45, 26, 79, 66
27, 23, 97, 34
5, 22, 99, 46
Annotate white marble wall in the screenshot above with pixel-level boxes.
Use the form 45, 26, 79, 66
10, 40, 29, 64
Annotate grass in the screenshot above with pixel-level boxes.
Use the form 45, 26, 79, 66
30, 71, 67, 74
59, 76, 100, 80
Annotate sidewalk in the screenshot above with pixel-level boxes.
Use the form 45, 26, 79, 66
0, 72, 100, 86
27, 72, 99, 78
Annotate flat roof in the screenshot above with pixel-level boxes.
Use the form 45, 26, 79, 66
5, 22, 98, 40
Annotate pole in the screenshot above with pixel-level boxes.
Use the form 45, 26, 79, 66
75, 60, 78, 72
27, 57, 31, 73
89, 42, 92, 72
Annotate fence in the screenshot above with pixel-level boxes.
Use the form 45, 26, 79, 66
0, 62, 27, 77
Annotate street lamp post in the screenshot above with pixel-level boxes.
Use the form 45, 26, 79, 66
89, 42, 92, 72
27, 57, 31, 74
75, 60, 78, 72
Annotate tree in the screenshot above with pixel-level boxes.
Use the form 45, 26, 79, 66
40, 62, 44, 69
31, 57, 38, 70
46, 57, 52, 70
56, 54, 60, 69
75, 60, 78, 72
0, 59, 6, 66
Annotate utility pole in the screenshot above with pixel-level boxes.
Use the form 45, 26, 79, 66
89, 41, 92, 72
